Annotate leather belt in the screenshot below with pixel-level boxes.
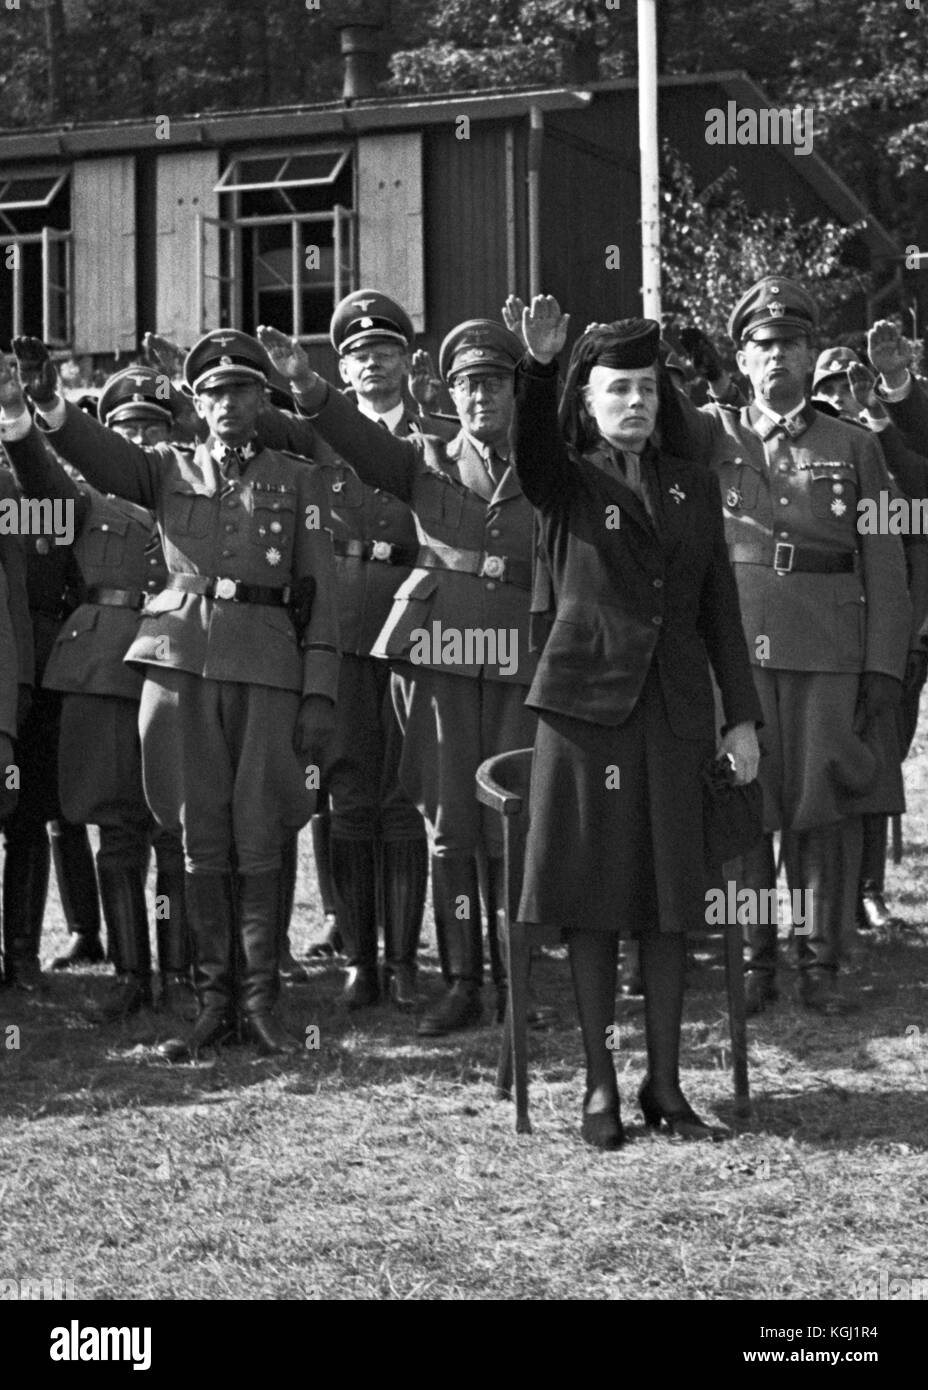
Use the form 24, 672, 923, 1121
166, 573, 291, 606
729, 542, 857, 575
333, 538, 417, 566
415, 544, 532, 590
84, 585, 144, 610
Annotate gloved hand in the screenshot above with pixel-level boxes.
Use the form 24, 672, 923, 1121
857, 672, 903, 724
11, 335, 59, 407
679, 326, 724, 383
293, 694, 336, 762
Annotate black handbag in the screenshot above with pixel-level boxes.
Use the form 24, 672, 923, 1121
702, 753, 764, 866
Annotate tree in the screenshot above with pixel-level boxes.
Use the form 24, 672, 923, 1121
660, 147, 872, 347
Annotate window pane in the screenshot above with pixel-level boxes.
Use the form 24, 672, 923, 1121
0, 175, 62, 209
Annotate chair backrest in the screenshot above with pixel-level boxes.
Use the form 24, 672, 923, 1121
475, 748, 534, 819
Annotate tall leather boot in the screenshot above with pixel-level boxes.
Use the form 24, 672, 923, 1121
330, 837, 380, 1008
739, 834, 780, 1016
381, 837, 427, 1010
277, 831, 307, 982
90, 864, 153, 1021
49, 820, 104, 968
238, 869, 299, 1055
155, 854, 197, 1021
788, 824, 855, 1016
858, 814, 907, 932
158, 872, 238, 1060
2, 827, 51, 992
417, 855, 483, 1037
306, 811, 343, 957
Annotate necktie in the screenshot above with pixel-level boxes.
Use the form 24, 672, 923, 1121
487, 450, 506, 488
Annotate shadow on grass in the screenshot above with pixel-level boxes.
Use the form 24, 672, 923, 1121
4, 939, 928, 1156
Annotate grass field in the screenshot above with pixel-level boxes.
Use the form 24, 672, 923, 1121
2, 737, 928, 1302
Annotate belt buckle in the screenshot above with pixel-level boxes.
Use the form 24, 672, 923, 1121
371, 540, 393, 563
773, 542, 795, 575
215, 577, 238, 600
481, 555, 505, 581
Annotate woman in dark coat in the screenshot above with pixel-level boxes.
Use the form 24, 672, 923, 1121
510, 295, 762, 1149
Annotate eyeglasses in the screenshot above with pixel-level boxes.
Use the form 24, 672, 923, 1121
450, 374, 510, 396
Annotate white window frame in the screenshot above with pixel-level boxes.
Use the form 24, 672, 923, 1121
0, 166, 72, 346
202, 146, 357, 340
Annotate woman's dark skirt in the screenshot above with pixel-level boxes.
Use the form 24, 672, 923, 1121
517, 673, 714, 937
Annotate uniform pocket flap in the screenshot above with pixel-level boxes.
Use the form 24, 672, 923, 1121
168, 478, 214, 499
87, 510, 129, 537
59, 605, 100, 639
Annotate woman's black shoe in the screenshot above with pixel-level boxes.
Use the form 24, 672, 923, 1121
638, 1078, 726, 1142
580, 1094, 626, 1150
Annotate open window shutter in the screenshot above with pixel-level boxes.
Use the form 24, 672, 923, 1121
72, 157, 136, 355
356, 132, 424, 331
156, 150, 220, 347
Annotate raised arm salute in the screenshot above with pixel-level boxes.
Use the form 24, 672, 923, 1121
510, 296, 761, 1150
260, 318, 541, 1037
12, 331, 340, 1060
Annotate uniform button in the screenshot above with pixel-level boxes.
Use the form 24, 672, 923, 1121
101, 524, 109, 532
652, 615, 662, 626
779, 496, 789, 505
779, 531, 789, 539
226, 498, 239, 508
149, 556, 158, 565
225, 523, 235, 533
221, 549, 232, 558
652, 578, 663, 589
485, 581, 496, 591
779, 464, 789, 473
378, 519, 387, 528
490, 528, 501, 538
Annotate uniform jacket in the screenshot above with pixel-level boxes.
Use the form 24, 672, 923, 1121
667, 395, 910, 678
512, 358, 761, 735
291, 381, 538, 685
259, 402, 433, 656
0, 463, 36, 688
0, 561, 19, 739
39, 403, 340, 702
7, 422, 166, 700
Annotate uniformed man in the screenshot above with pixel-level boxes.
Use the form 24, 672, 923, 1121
0, 361, 198, 1021
662, 277, 911, 1015
12, 330, 340, 1057
259, 317, 539, 1035
0, 411, 99, 990
294, 290, 437, 1010
811, 344, 928, 938
0, 538, 22, 937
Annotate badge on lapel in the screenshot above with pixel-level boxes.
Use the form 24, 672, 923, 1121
725, 487, 741, 509
669, 484, 686, 504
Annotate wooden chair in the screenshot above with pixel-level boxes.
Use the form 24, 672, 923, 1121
475, 747, 752, 1135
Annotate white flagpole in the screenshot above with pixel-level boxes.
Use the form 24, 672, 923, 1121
638, 0, 662, 321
